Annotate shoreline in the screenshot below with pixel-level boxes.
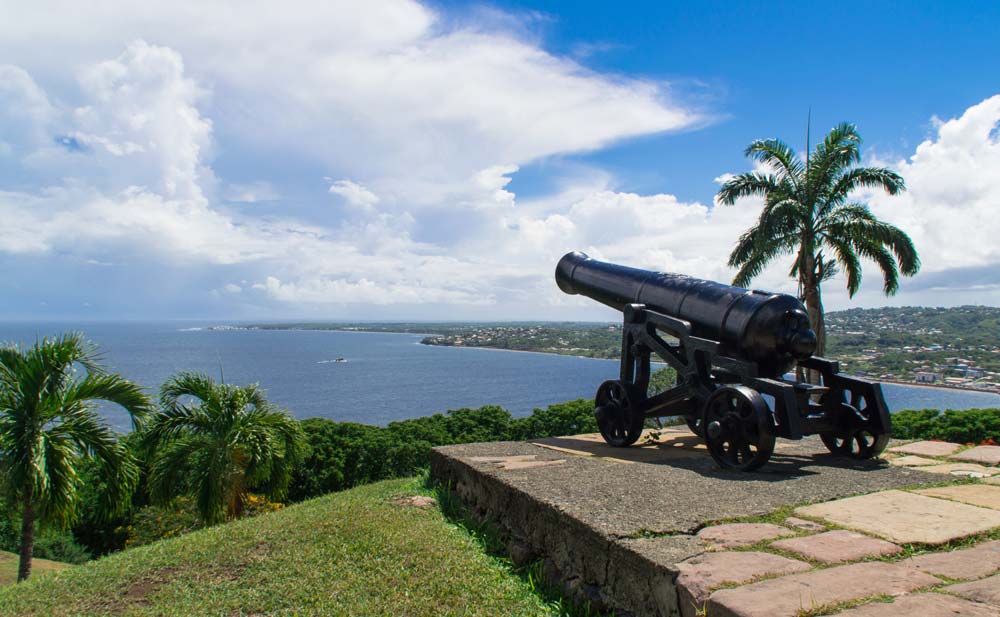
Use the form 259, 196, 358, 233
420, 341, 999, 397
880, 378, 1000, 396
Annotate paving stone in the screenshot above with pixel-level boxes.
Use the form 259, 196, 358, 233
888, 455, 941, 467
951, 446, 1000, 467
675, 551, 811, 617
829, 593, 1000, 616
770, 530, 901, 563
468, 455, 538, 463
795, 490, 1000, 545
695, 523, 793, 549
888, 441, 963, 457
946, 573, 1000, 607
498, 459, 566, 470
784, 516, 826, 532
919, 462, 1000, 478
916, 484, 1000, 510
905, 540, 1000, 580
705, 561, 940, 617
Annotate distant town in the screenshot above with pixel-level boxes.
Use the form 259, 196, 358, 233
243, 306, 1000, 393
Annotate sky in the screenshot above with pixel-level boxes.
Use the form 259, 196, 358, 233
1, 0, 999, 321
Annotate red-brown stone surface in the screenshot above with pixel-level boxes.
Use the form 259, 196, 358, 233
945, 573, 1000, 607
951, 446, 1000, 467
888, 441, 962, 457
830, 593, 1000, 616
675, 551, 811, 617
905, 540, 1000, 580
770, 530, 901, 563
695, 523, 793, 549
705, 561, 940, 617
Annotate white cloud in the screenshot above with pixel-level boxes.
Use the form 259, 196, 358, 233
328, 180, 380, 212
0, 1, 997, 318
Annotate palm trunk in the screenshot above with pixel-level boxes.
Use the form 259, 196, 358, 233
17, 489, 35, 583
802, 278, 826, 385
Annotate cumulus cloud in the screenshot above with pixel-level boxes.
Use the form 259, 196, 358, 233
0, 0, 997, 318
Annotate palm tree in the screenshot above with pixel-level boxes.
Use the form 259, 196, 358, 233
0, 333, 150, 582
143, 372, 303, 525
717, 122, 919, 360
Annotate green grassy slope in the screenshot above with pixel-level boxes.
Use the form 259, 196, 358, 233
0, 478, 558, 616
0, 551, 70, 587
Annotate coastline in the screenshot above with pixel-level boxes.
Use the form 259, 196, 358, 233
420, 341, 1000, 397
880, 378, 1000, 397
419, 341, 618, 362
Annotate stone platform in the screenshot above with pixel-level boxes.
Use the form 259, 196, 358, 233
429, 429, 1000, 617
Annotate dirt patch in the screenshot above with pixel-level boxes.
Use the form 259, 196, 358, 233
391, 495, 438, 510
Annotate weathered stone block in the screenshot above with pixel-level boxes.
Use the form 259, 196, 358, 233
888, 441, 962, 457
951, 445, 1000, 467
830, 592, 1000, 616
770, 530, 900, 563
675, 551, 811, 617
945, 573, 1000, 607
905, 540, 1000, 580
916, 484, 1000, 510
706, 562, 940, 617
696, 523, 793, 549
918, 462, 999, 477
795, 490, 1000, 544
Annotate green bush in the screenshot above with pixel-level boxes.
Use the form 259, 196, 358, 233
288, 399, 598, 502
31, 530, 91, 564
125, 498, 203, 548
892, 408, 1000, 444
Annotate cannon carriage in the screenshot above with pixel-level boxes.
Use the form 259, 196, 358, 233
555, 251, 891, 471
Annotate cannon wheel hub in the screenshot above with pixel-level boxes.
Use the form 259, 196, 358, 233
701, 386, 775, 471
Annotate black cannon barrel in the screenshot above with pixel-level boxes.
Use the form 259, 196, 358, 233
555, 252, 817, 376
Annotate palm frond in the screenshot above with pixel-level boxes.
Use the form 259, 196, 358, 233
744, 138, 804, 186
716, 171, 784, 205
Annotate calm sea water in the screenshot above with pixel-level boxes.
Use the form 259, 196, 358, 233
1, 322, 997, 432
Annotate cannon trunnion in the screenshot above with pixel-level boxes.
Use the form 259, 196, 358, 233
555, 252, 892, 471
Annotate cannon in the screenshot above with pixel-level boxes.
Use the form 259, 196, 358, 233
555, 251, 891, 471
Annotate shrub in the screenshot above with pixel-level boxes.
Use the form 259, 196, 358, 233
125, 498, 204, 548
892, 408, 1000, 444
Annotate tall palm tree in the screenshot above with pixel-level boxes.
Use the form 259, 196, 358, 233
0, 333, 150, 582
143, 372, 303, 525
717, 122, 920, 359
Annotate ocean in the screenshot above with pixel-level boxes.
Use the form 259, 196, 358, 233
1, 322, 997, 432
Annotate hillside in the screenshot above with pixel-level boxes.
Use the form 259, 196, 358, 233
0, 552, 69, 587
0, 479, 565, 616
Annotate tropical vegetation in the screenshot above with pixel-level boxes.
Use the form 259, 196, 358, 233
716, 122, 920, 358
892, 408, 1000, 445
0, 334, 150, 581
142, 372, 304, 525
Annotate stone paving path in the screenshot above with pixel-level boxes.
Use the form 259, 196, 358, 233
679, 439, 1000, 617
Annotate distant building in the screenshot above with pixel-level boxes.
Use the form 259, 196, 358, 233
914, 372, 941, 384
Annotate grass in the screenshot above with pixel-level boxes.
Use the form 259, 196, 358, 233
0, 477, 568, 616
0, 551, 70, 587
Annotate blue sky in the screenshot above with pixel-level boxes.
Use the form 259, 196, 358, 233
1, 1, 999, 321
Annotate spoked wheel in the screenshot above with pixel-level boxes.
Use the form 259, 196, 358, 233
595, 380, 645, 447
820, 428, 890, 459
686, 416, 704, 438
701, 386, 775, 471
820, 397, 890, 459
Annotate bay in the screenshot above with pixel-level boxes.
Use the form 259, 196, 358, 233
1, 322, 997, 432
